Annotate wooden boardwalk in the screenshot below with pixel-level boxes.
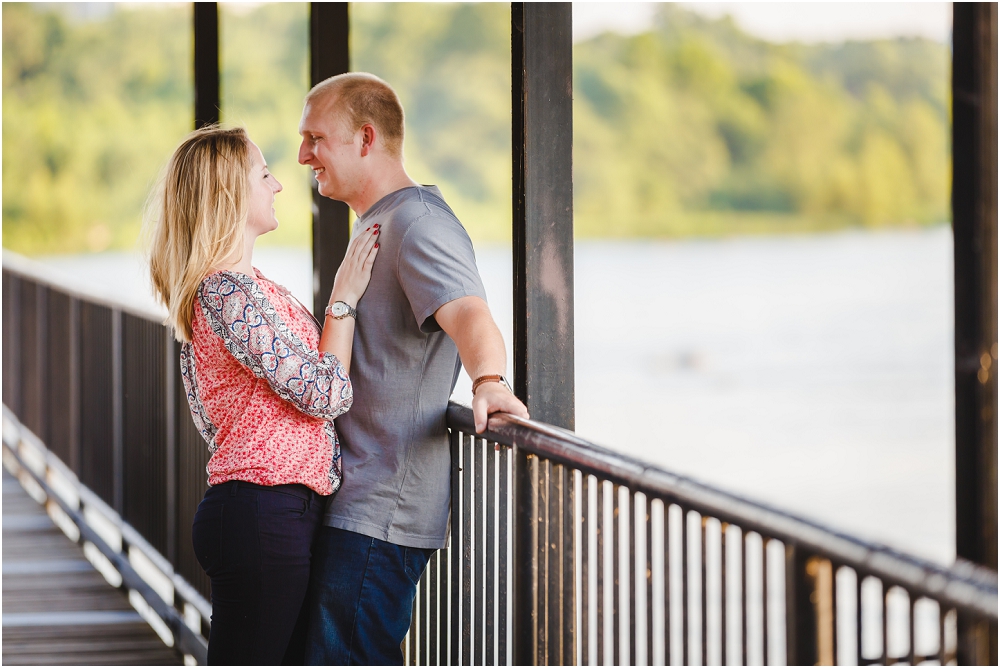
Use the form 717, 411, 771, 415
2, 467, 182, 665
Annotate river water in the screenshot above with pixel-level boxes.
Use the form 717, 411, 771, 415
39, 224, 955, 567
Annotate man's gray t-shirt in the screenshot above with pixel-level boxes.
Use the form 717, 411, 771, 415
324, 185, 487, 549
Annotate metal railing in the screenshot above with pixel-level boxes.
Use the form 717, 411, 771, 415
3, 251, 997, 666
416, 409, 997, 665
2, 252, 211, 664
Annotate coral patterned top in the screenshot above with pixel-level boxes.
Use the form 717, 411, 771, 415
180, 269, 351, 496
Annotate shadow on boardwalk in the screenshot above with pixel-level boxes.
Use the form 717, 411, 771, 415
2, 467, 181, 665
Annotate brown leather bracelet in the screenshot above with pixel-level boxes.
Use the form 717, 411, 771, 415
472, 374, 512, 395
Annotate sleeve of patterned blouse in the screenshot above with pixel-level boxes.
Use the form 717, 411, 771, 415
196, 271, 353, 420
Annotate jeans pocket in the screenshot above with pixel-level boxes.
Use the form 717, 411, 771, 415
261, 488, 310, 519
403, 547, 433, 585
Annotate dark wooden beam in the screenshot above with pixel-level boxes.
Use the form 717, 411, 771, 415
952, 3, 998, 664
310, 2, 351, 319
511, 2, 575, 431
512, 4, 574, 666
193, 3, 219, 129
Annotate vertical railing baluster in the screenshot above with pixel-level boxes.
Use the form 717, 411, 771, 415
664, 504, 671, 667
409, 593, 418, 666
762, 538, 769, 667
563, 466, 576, 666
451, 430, 461, 667
165, 331, 178, 566
440, 546, 450, 667
68, 296, 81, 475
613, 484, 621, 666
741, 529, 748, 667
582, 475, 590, 666
907, 592, 915, 666
721, 522, 728, 667
831, 564, 838, 666
701, 516, 708, 667
431, 551, 440, 666
486, 442, 496, 666
881, 584, 888, 666
938, 604, 947, 666
512, 448, 540, 666
547, 461, 563, 666
111, 308, 123, 515
419, 564, 428, 666
498, 445, 508, 666
629, 491, 636, 666
538, 459, 551, 665
597, 480, 605, 666
475, 438, 485, 665
646, 496, 653, 667
463, 433, 473, 666
856, 572, 864, 665
682, 508, 689, 666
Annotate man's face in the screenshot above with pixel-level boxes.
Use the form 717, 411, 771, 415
297, 98, 360, 203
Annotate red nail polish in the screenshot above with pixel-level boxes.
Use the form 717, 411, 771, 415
375, 230, 379, 235
374, 243, 379, 248
373, 224, 380, 228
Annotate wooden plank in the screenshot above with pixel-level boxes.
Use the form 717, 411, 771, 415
1, 469, 181, 665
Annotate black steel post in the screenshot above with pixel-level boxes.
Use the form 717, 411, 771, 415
953, 5, 998, 664
512, 4, 574, 663
513, 448, 540, 665
511, 1, 574, 430
193, 3, 219, 129
309, 2, 351, 319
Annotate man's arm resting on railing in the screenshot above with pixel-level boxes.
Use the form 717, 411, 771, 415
435, 295, 529, 433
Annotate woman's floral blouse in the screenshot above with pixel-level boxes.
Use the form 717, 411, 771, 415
180, 269, 351, 495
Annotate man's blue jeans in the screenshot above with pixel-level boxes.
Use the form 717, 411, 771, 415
304, 526, 434, 665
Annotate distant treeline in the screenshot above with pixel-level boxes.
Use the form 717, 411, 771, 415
2, 3, 949, 255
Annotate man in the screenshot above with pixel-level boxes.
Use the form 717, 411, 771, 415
297, 72, 529, 665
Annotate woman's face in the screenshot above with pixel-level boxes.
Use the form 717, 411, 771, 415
246, 140, 283, 239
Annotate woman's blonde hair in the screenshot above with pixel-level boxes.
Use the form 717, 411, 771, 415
148, 126, 251, 342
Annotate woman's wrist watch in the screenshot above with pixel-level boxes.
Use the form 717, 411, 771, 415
472, 374, 512, 395
325, 301, 357, 320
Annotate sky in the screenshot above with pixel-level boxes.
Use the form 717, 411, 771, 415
573, 2, 952, 44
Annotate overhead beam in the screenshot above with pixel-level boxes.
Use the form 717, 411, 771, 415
309, 2, 351, 319
193, 3, 219, 129
952, 3, 998, 664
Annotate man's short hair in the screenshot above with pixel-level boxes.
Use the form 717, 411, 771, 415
307, 73, 405, 158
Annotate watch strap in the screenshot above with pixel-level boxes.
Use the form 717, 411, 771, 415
324, 301, 357, 320
472, 374, 512, 395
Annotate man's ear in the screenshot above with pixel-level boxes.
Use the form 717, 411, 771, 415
360, 124, 377, 157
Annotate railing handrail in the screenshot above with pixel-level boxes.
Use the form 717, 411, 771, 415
3, 249, 166, 323
447, 402, 999, 619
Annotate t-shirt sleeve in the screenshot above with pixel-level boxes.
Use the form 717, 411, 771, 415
397, 213, 488, 333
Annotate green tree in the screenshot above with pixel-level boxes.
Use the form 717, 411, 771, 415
2, 3, 951, 256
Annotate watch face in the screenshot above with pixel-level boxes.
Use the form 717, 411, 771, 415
331, 302, 348, 317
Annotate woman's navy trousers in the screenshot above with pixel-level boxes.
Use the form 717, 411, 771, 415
191, 480, 323, 665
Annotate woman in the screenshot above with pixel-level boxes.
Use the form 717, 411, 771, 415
148, 126, 378, 665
